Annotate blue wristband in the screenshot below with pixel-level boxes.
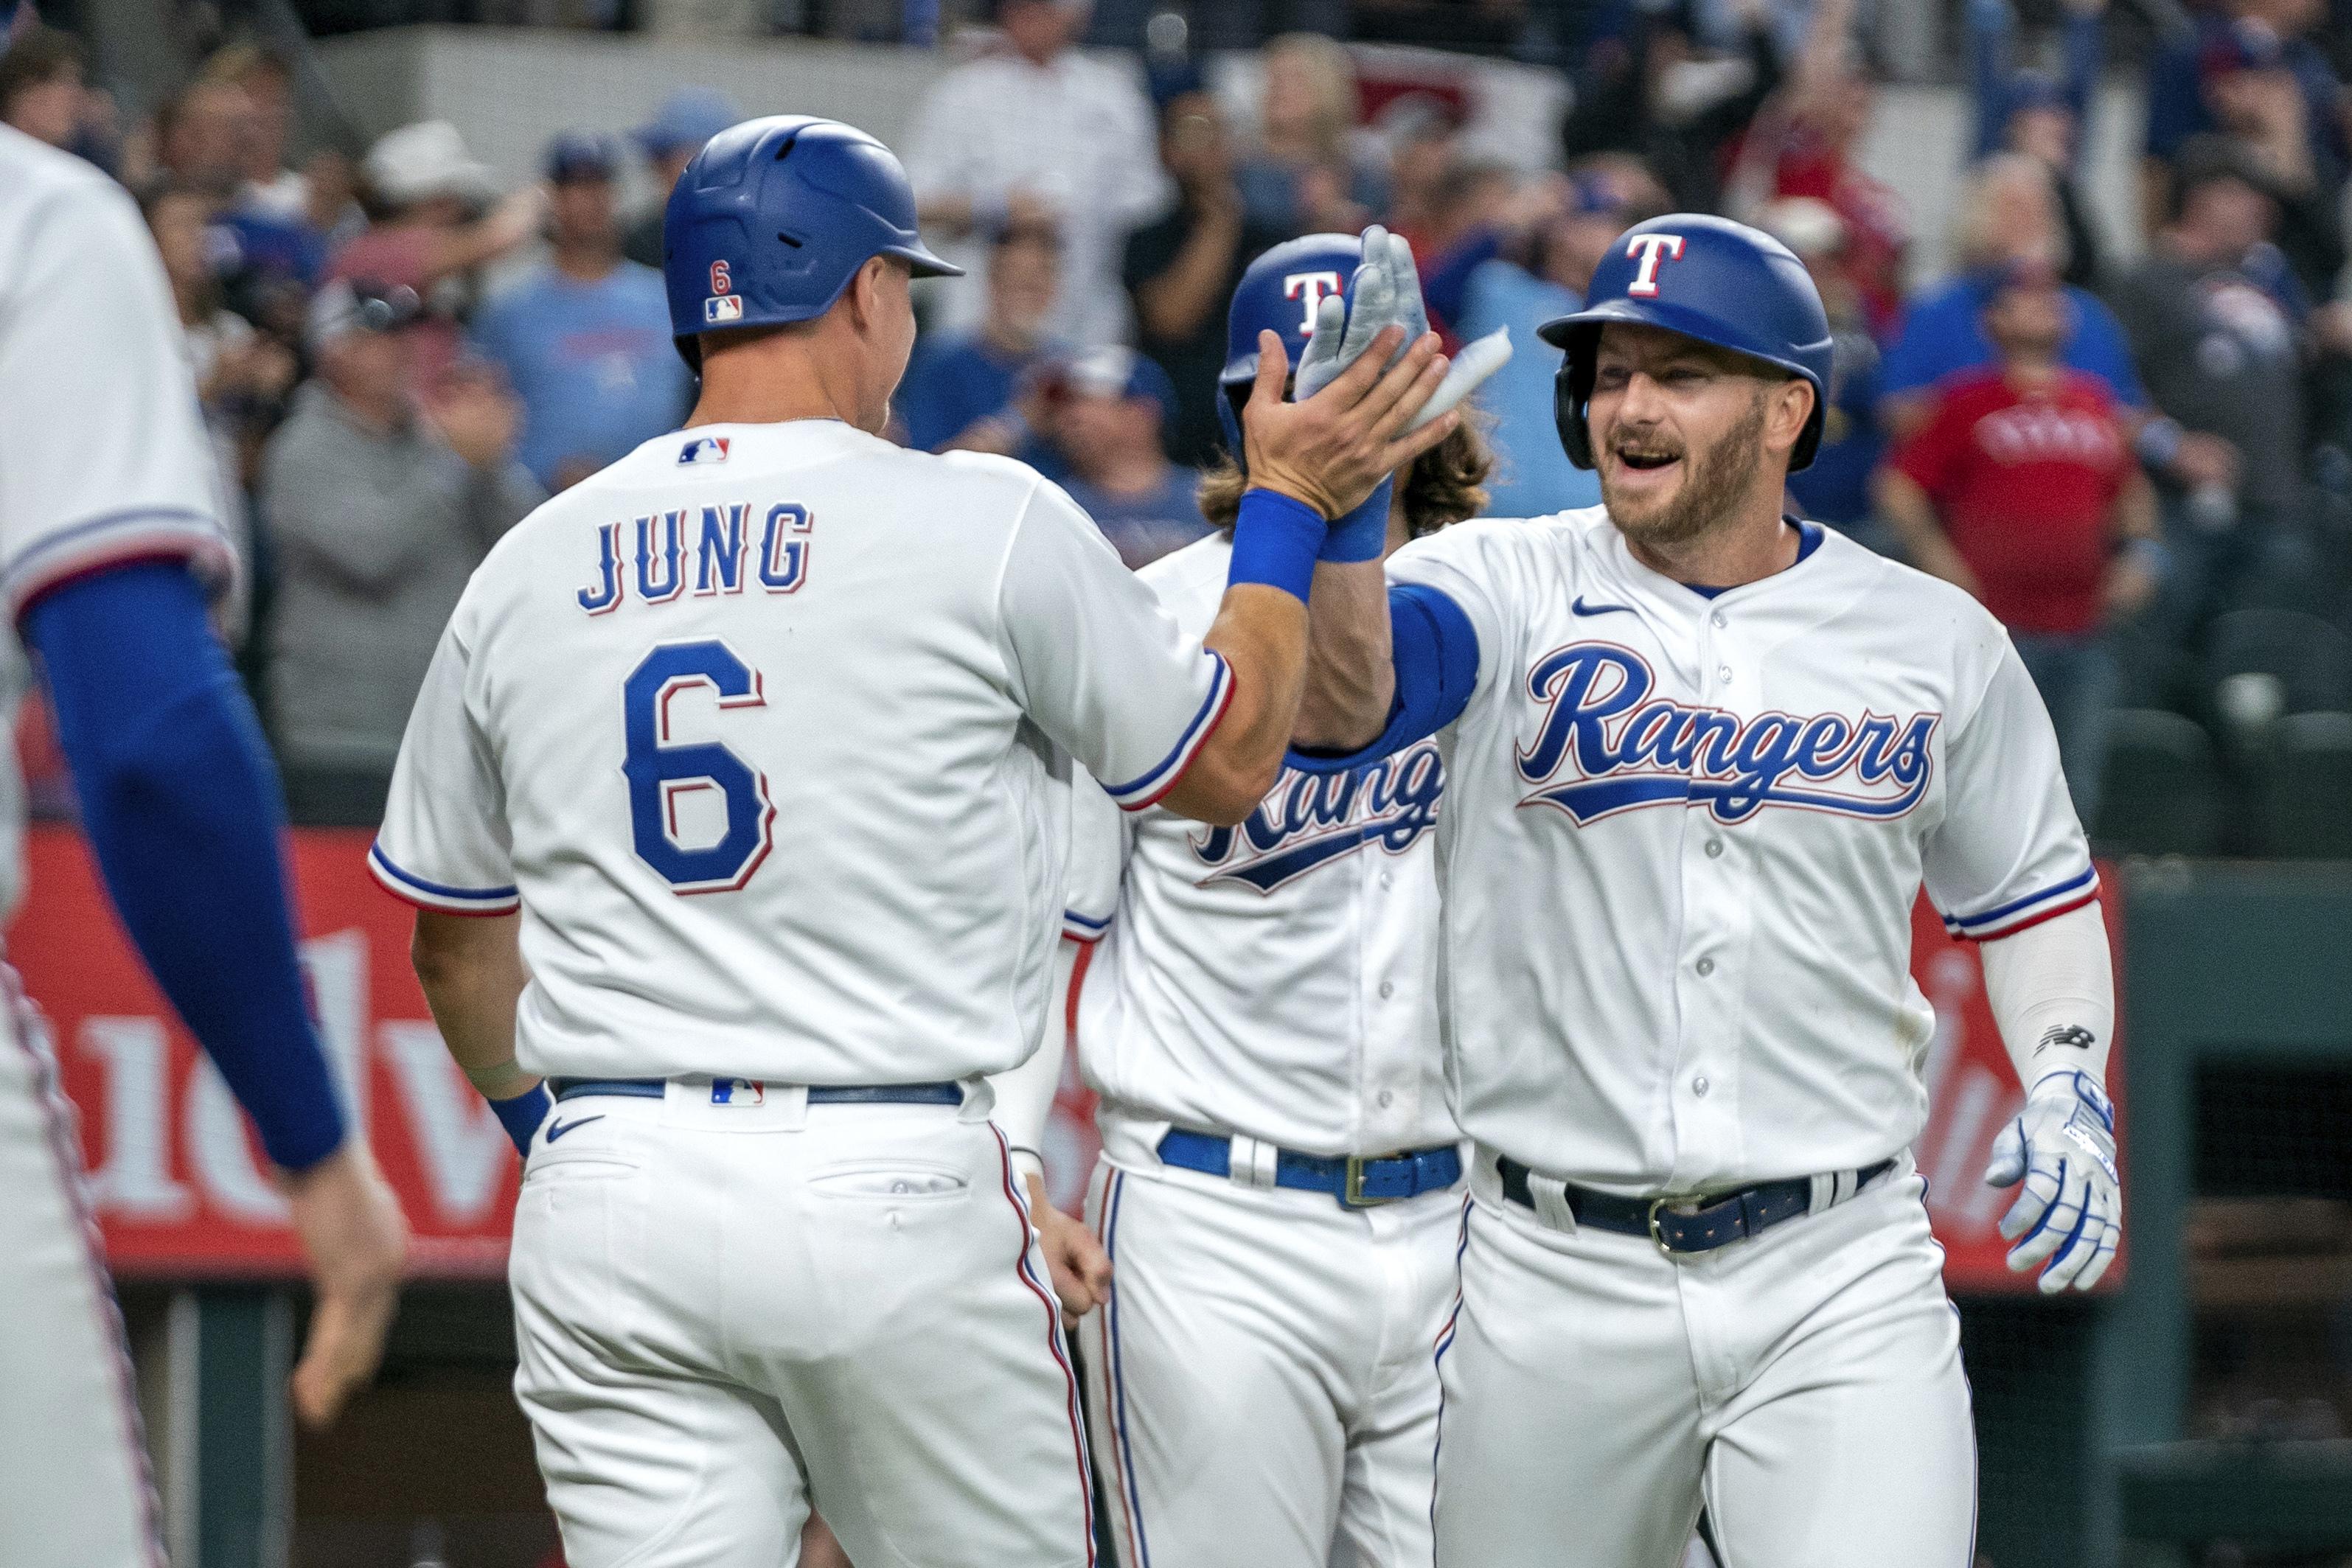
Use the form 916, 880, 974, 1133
491, 1083, 552, 1157
1320, 475, 1394, 562
1228, 487, 1326, 603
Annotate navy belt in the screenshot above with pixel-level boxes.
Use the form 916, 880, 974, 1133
1496, 1155, 1896, 1255
1158, 1128, 1463, 1209
549, 1077, 964, 1107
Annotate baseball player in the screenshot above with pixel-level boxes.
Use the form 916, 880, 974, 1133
372, 116, 1461, 1568
0, 123, 408, 1567
1287, 215, 2123, 1567
1003, 232, 1500, 1568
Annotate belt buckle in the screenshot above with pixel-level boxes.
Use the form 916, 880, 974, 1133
1646, 1192, 1705, 1256
1343, 1154, 1399, 1208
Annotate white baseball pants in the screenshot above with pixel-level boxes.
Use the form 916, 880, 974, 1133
1080, 1157, 1463, 1568
509, 1084, 1097, 1568
0, 981, 163, 1568
1435, 1154, 1976, 1568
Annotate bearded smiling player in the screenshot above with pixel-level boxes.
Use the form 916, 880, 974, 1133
1287, 215, 2123, 1567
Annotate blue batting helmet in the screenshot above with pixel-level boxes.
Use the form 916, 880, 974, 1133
662, 115, 961, 369
1539, 213, 1834, 471
1216, 232, 1363, 460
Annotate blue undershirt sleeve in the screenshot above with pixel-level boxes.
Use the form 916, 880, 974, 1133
26, 560, 349, 1172
1288, 582, 1480, 775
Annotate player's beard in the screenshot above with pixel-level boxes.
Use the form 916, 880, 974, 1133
1599, 390, 1769, 553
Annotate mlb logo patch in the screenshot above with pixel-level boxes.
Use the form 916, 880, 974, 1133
705, 294, 744, 324
678, 436, 731, 465
710, 1078, 765, 1106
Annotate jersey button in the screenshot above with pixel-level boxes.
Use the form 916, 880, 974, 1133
1716, 663, 1733, 683
1705, 838, 1725, 859
1696, 957, 1716, 977
1379, 980, 1396, 999
1693, 1076, 1711, 1096
1377, 1090, 1395, 1108
1379, 871, 1394, 890
1711, 612, 1728, 629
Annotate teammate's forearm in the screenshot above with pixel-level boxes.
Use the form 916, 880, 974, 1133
988, 938, 1079, 1171
1296, 557, 1396, 750
29, 562, 349, 1173
1171, 585, 1309, 823
410, 911, 534, 1099
1980, 901, 2115, 1091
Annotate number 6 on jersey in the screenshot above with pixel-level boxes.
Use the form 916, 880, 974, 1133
624, 641, 774, 893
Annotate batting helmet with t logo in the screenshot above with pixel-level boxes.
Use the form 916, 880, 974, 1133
1215, 232, 1364, 463
1539, 213, 1834, 471
661, 115, 961, 369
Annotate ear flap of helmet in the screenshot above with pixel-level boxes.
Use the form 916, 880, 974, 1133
1553, 326, 1598, 470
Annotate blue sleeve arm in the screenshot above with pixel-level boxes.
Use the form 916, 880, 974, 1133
1287, 582, 1480, 775
26, 561, 349, 1172
1421, 229, 1503, 330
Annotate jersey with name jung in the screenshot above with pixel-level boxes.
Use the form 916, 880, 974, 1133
1068, 532, 1456, 1165
374, 420, 1230, 1086
0, 128, 236, 916
1388, 509, 2094, 1194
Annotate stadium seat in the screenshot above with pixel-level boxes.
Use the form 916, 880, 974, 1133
2094, 710, 2224, 857
2207, 609, 2352, 717
2258, 712, 2352, 861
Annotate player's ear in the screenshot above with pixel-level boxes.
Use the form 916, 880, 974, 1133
1765, 377, 1815, 458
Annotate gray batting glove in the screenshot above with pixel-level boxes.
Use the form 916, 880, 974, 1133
1983, 1070, 2120, 1293
1293, 223, 1514, 428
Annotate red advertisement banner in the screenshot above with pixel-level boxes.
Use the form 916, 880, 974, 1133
5, 827, 2117, 1294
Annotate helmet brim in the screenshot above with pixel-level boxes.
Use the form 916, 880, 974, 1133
888, 242, 964, 280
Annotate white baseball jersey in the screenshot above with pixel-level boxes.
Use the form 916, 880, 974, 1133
373, 419, 1230, 1087
0, 126, 234, 1568
1066, 532, 1457, 1164
1385, 509, 2094, 1193
0, 128, 235, 920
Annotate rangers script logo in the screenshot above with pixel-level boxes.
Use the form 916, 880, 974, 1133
1190, 742, 1442, 893
1515, 644, 1938, 826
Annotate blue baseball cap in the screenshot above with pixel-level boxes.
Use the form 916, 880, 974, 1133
546, 130, 619, 184
635, 87, 742, 156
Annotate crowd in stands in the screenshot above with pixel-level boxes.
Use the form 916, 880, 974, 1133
6, 0, 2352, 853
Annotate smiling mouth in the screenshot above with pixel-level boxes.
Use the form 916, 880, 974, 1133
1615, 448, 1681, 471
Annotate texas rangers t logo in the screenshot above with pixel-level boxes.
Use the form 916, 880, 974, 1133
1624, 234, 1686, 297
1284, 271, 1344, 335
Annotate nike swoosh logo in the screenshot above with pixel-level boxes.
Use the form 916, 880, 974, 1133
544, 1115, 605, 1143
1571, 596, 1633, 617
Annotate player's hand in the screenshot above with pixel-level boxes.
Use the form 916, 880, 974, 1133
1026, 1174, 1111, 1324
1983, 1070, 2120, 1294
1243, 325, 1455, 520
284, 1140, 409, 1429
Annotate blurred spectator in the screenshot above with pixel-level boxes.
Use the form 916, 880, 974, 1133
1723, 0, 1907, 335
2143, 0, 2348, 294
1562, 0, 1784, 212
1967, 0, 2108, 290
206, 43, 307, 224
1048, 346, 1208, 568
1764, 196, 1887, 548
1125, 89, 1290, 466
337, 119, 546, 388
141, 177, 294, 644
158, 76, 327, 307
1878, 156, 2152, 442
0, 23, 86, 151
904, 0, 1169, 349
1452, 158, 1670, 518
262, 280, 540, 824
472, 133, 691, 492
1876, 264, 2161, 826
624, 86, 740, 271
897, 217, 1065, 456
1236, 33, 1388, 238
141, 178, 297, 481
2108, 137, 2343, 640
1380, 97, 1466, 262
